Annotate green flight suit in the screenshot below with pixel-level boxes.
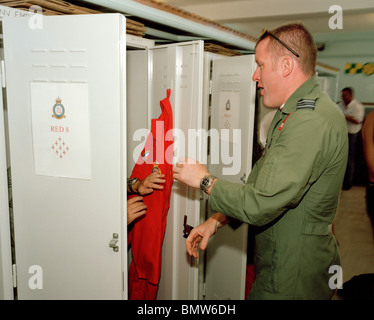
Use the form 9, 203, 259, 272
210, 76, 348, 300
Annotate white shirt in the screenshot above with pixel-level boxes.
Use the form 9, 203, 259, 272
338, 99, 365, 134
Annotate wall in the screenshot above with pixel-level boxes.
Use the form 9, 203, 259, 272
316, 31, 374, 110
316, 30, 373, 185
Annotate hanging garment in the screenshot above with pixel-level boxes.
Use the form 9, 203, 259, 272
128, 89, 173, 300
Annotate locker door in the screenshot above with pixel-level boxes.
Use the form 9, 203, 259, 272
148, 41, 204, 299
0, 56, 13, 299
3, 14, 127, 299
205, 55, 256, 299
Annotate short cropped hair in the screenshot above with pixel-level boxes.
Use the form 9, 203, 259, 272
341, 87, 354, 95
257, 23, 318, 77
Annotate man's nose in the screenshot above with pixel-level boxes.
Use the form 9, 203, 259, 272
252, 66, 259, 82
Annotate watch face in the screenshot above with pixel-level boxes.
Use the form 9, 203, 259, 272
201, 175, 215, 192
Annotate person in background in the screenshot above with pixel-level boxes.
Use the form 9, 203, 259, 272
338, 87, 365, 190
362, 110, 374, 230
173, 23, 348, 300
127, 172, 165, 225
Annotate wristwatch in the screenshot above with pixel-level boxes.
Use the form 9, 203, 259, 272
200, 174, 216, 194
127, 177, 139, 194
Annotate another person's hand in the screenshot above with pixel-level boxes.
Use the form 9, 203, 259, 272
173, 157, 210, 189
136, 172, 166, 196
186, 212, 229, 258
127, 196, 147, 225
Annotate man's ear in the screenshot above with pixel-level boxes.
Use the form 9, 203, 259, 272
281, 55, 294, 77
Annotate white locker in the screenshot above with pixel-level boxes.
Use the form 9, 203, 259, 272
2, 13, 127, 300
149, 41, 204, 300
0, 11, 258, 300
127, 41, 205, 300
204, 55, 257, 300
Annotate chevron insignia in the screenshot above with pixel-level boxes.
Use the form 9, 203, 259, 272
296, 99, 316, 109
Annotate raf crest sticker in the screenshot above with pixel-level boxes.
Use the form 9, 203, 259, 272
52, 97, 66, 119
225, 99, 231, 111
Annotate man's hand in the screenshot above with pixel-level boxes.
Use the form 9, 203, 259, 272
186, 212, 230, 258
173, 157, 210, 189
127, 196, 147, 225
136, 172, 166, 196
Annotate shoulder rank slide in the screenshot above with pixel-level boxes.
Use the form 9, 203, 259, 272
296, 99, 316, 110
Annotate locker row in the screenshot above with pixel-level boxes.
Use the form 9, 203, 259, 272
0, 12, 338, 299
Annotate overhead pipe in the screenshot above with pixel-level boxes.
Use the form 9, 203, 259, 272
81, 0, 256, 51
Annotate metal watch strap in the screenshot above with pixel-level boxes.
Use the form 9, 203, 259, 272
200, 174, 216, 194
127, 178, 139, 194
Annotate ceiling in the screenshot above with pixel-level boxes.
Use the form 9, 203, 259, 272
158, 0, 374, 45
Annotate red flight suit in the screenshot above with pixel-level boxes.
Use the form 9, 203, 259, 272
128, 89, 173, 300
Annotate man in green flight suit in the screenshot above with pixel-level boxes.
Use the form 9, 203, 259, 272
173, 23, 348, 300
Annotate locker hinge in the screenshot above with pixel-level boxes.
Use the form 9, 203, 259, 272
202, 282, 206, 298
209, 80, 213, 95
1, 60, 6, 88
12, 264, 17, 288
122, 271, 124, 292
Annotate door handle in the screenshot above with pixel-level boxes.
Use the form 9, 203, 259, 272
109, 233, 119, 252
183, 215, 194, 239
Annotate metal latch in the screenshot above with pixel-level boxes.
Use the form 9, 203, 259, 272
109, 233, 119, 252
183, 215, 194, 239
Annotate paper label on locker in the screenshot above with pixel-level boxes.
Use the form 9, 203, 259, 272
30, 82, 91, 179
218, 91, 240, 142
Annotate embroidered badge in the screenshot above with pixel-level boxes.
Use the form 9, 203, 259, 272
152, 162, 161, 174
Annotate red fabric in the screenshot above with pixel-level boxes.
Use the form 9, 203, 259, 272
245, 264, 255, 299
128, 89, 173, 300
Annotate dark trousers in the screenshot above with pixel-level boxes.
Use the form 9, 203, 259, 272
343, 132, 360, 189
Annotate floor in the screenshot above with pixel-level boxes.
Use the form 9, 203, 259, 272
332, 186, 374, 299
